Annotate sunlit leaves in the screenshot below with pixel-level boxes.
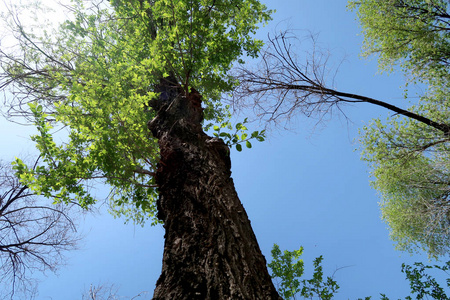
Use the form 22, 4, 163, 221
110, 0, 272, 104
350, 0, 450, 257
268, 244, 340, 300
360, 95, 450, 257
4, 0, 272, 225
348, 0, 450, 86
268, 244, 305, 299
361, 71, 450, 257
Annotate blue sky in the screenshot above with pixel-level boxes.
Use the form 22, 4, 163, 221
1, 0, 449, 299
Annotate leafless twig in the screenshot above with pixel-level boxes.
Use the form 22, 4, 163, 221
0, 160, 81, 299
233, 31, 450, 135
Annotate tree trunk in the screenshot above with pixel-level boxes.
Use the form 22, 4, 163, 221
148, 79, 281, 300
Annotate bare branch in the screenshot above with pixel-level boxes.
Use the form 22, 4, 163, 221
0, 160, 82, 299
233, 31, 450, 135
81, 283, 150, 300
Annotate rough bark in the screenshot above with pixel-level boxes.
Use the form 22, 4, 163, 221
148, 79, 281, 299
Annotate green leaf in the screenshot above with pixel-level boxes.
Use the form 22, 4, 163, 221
220, 132, 231, 139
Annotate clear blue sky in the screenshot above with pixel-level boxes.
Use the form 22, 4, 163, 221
1, 0, 449, 299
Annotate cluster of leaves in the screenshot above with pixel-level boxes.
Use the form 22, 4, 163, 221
1, 0, 272, 224
377, 261, 450, 300
108, 0, 273, 101
268, 244, 339, 300
399, 261, 450, 300
349, 0, 450, 257
211, 117, 265, 151
270, 244, 450, 300
4, 0, 163, 224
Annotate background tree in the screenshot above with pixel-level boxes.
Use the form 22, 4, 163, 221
235, 0, 450, 258
81, 283, 150, 300
0, 160, 80, 299
350, 0, 450, 259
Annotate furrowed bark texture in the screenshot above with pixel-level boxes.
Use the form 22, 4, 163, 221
148, 81, 281, 300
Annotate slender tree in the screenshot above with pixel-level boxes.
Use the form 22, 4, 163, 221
235, 0, 450, 258
0, 0, 281, 298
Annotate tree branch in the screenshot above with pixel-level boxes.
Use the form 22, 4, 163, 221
234, 31, 450, 135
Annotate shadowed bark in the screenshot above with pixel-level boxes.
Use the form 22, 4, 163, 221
148, 78, 281, 299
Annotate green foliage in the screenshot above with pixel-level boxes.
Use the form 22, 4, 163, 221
401, 262, 450, 300
211, 117, 265, 151
360, 99, 450, 257
349, 0, 450, 257
379, 261, 450, 300
268, 244, 339, 300
300, 256, 340, 300
269, 244, 305, 299
270, 245, 450, 300
109, 0, 272, 102
347, 0, 450, 86
2, 0, 272, 224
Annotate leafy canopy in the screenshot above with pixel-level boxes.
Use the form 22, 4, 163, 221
349, 0, 450, 257
348, 0, 450, 85
2, 0, 272, 224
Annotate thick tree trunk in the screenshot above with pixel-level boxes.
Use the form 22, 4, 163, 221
148, 80, 281, 299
